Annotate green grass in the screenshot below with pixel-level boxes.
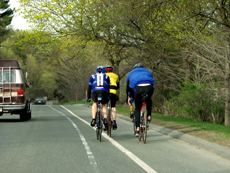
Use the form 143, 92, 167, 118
152, 114, 230, 136
116, 105, 131, 115
64, 101, 230, 137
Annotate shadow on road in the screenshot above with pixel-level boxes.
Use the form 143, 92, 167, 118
0, 118, 21, 122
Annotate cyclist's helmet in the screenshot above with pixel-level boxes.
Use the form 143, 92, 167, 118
106, 66, 113, 73
102, 67, 106, 73
96, 66, 104, 73
134, 63, 144, 69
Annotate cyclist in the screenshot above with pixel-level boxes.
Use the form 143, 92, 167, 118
126, 63, 155, 136
105, 65, 120, 130
87, 66, 110, 130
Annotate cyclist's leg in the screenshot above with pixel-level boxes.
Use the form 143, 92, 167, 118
91, 91, 98, 126
146, 85, 154, 121
128, 96, 134, 119
111, 94, 117, 129
128, 90, 135, 118
128, 96, 132, 107
92, 102, 97, 119
101, 91, 108, 130
110, 94, 116, 120
112, 107, 117, 130
101, 104, 107, 119
101, 103, 107, 129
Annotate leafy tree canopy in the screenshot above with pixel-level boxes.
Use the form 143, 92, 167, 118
0, 0, 14, 43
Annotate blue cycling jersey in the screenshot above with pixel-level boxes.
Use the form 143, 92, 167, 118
89, 73, 110, 92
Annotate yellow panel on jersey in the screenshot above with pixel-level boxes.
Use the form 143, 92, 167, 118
106, 72, 119, 94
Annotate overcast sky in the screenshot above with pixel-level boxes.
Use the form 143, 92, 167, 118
9, 0, 31, 30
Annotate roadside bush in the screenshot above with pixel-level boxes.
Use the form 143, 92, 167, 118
167, 80, 225, 124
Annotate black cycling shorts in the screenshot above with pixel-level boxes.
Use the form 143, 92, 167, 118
109, 93, 117, 108
92, 90, 108, 104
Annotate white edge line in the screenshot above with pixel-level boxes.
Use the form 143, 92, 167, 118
49, 106, 99, 173
60, 105, 157, 173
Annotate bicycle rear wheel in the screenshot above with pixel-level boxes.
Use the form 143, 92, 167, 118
107, 107, 112, 137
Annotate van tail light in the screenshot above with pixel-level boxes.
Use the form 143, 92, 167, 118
18, 90, 24, 96
43, 98, 45, 102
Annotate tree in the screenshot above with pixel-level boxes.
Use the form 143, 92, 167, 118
176, 0, 230, 126
0, 0, 13, 44
50, 36, 107, 102
17, 0, 186, 80
17, 0, 230, 125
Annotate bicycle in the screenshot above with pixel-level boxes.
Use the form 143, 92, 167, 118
107, 94, 112, 137
138, 93, 148, 143
95, 94, 103, 142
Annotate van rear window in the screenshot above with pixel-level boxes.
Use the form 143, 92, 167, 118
0, 70, 16, 83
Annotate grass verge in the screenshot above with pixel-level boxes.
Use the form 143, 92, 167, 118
64, 101, 230, 137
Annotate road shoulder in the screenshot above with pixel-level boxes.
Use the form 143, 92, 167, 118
116, 113, 230, 161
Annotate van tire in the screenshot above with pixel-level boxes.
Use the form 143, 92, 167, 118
26, 112, 31, 120
20, 102, 31, 121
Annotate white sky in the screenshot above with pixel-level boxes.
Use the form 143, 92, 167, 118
9, 0, 31, 30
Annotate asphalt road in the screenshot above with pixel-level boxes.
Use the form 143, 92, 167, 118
0, 104, 230, 173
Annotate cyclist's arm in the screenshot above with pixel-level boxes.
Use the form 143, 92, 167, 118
117, 81, 120, 89
116, 81, 120, 99
126, 80, 129, 96
126, 80, 133, 98
87, 84, 92, 99
88, 76, 94, 100
128, 96, 132, 107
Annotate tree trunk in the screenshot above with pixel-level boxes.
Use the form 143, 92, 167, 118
225, 36, 230, 126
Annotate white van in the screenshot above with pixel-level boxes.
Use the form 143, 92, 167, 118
0, 60, 33, 121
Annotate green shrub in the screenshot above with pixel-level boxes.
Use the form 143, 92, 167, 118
167, 79, 225, 124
